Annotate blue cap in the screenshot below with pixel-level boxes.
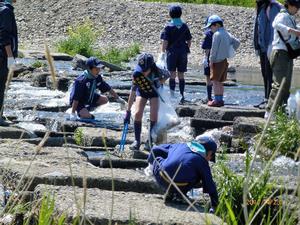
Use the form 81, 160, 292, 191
86, 57, 104, 69
169, 5, 182, 18
204, 15, 223, 29
196, 136, 217, 162
137, 53, 154, 72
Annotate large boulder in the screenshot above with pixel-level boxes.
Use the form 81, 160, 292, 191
31, 72, 50, 87
194, 105, 265, 121
46, 76, 72, 92
0, 126, 36, 139
233, 116, 265, 136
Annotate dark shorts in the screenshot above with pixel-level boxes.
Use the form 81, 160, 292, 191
76, 93, 100, 114
167, 51, 188, 73
211, 59, 228, 82
136, 88, 159, 99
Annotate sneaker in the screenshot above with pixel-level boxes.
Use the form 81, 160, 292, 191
179, 97, 185, 105
254, 100, 267, 108
0, 118, 10, 127
129, 141, 140, 151
208, 100, 224, 107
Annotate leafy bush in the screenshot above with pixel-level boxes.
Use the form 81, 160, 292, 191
96, 43, 140, 66
56, 20, 98, 57
262, 110, 300, 158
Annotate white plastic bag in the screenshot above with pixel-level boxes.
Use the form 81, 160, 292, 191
151, 86, 180, 143
156, 53, 167, 70
295, 90, 300, 121
287, 95, 297, 117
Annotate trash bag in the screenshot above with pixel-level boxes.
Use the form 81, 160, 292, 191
287, 95, 297, 117
295, 90, 300, 121
151, 86, 180, 143
156, 53, 167, 70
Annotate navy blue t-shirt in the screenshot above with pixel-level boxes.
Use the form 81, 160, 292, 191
160, 22, 192, 53
201, 30, 213, 50
70, 71, 111, 105
148, 143, 218, 206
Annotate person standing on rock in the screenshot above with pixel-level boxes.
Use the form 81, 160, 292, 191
201, 17, 214, 103
0, 0, 18, 126
254, 0, 282, 109
69, 57, 127, 120
124, 53, 170, 151
206, 15, 240, 107
265, 0, 300, 119
160, 5, 192, 104
147, 136, 218, 213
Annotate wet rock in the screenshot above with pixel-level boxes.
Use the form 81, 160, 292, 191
12, 64, 34, 78
0, 141, 161, 194
0, 126, 36, 139
233, 117, 265, 136
87, 155, 148, 169
194, 105, 265, 121
34, 185, 224, 225
72, 54, 87, 71
46, 76, 71, 92
76, 127, 134, 147
191, 118, 234, 136
18, 50, 73, 61
175, 105, 198, 117
185, 79, 237, 87
21, 104, 70, 112
31, 72, 50, 87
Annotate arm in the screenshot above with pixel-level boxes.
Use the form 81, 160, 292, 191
161, 40, 168, 52
273, 13, 300, 37
127, 87, 136, 112
71, 100, 79, 114
109, 89, 119, 99
209, 33, 221, 64
5, 45, 13, 57
147, 144, 172, 164
230, 34, 241, 51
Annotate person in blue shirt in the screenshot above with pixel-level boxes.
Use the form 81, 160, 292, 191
201, 18, 214, 103
0, 0, 18, 126
124, 53, 170, 151
147, 136, 218, 213
69, 57, 126, 120
254, 0, 282, 108
160, 5, 192, 104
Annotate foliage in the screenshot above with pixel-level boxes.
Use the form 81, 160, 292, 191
56, 20, 140, 66
96, 43, 140, 66
213, 155, 297, 225
74, 128, 84, 146
56, 20, 98, 57
31, 60, 47, 69
262, 110, 300, 159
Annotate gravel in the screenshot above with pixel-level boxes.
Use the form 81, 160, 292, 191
14, 0, 298, 68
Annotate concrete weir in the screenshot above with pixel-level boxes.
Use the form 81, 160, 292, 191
0, 141, 161, 194
34, 184, 224, 225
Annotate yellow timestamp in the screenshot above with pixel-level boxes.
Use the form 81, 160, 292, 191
247, 198, 282, 206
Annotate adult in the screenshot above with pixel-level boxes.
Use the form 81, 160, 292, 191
0, 0, 18, 126
69, 57, 126, 120
160, 5, 192, 104
265, 0, 300, 119
147, 136, 218, 213
254, 0, 282, 108
124, 53, 170, 151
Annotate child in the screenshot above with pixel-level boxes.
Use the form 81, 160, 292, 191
205, 15, 240, 107
69, 57, 126, 120
124, 53, 170, 151
160, 5, 192, 104
201, 17, 214, 103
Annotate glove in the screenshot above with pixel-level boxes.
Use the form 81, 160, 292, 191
202, 58, 208, 68
124, 110, 131, 124
159, 52, 166, 61
7, 57, 16, 69
116, 97, 127, 105
69, 113, 78, 121
209, 207, 215, 214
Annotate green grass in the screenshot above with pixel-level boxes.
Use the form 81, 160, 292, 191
31, 60, 47, 69
139, 0, 284, 8
261, 110, 300, 159
56, 20, 140, 66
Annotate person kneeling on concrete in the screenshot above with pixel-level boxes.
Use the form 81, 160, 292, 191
147, 136, 218, 213
69, 57, 126, 120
